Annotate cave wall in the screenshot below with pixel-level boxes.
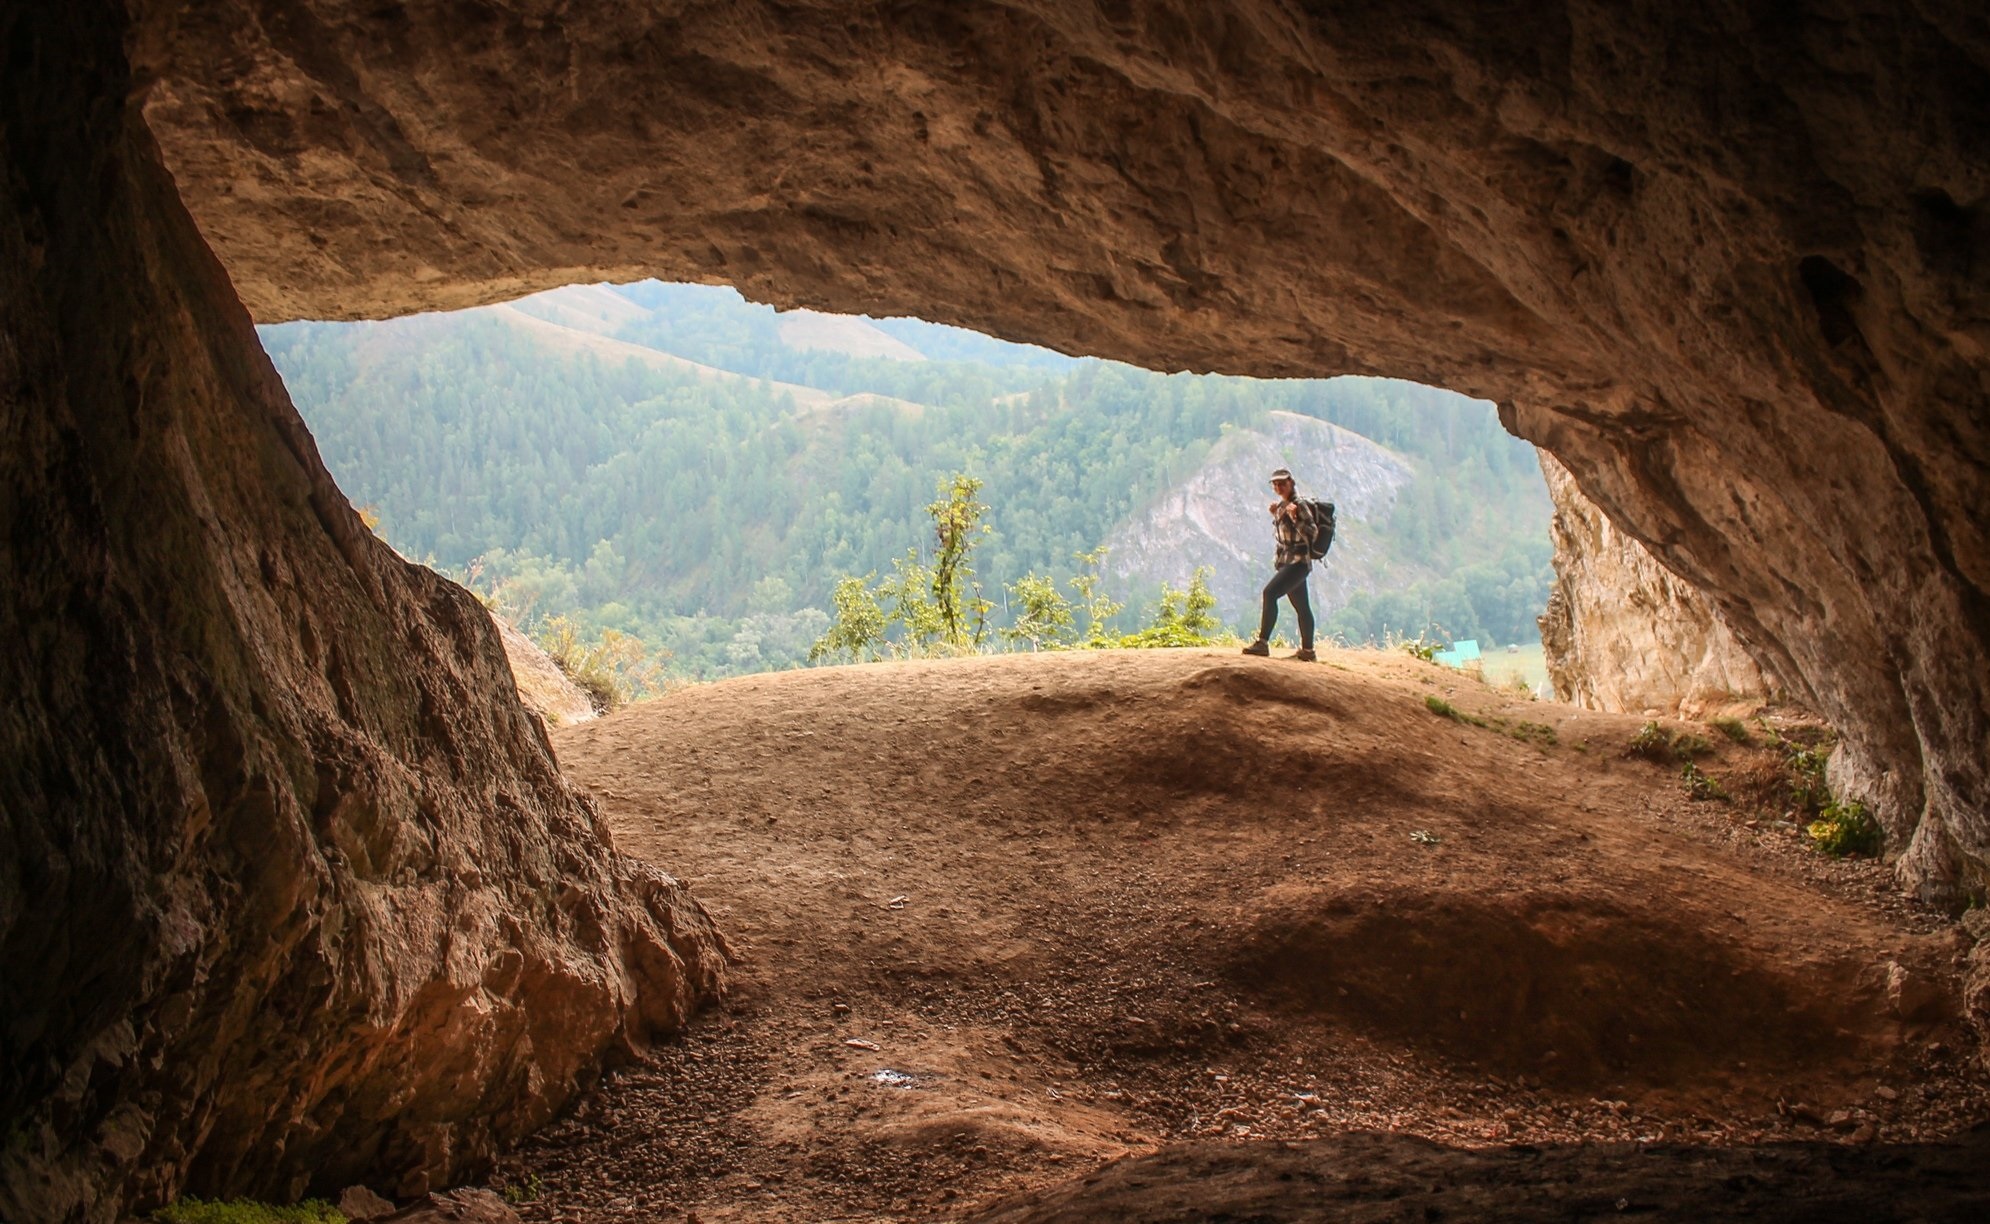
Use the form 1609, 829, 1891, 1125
135, 0, 1990, 902
3, 0, 1986, 1214
1537, 455, 1780, 718
0, 7, 723, 1221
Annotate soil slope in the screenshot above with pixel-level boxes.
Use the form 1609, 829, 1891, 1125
498, 649, 1987, 1222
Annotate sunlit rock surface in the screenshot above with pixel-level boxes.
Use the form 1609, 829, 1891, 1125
0, 8, 722, 1221
138, 0, 1990, 902
1538, 456, 1779, 718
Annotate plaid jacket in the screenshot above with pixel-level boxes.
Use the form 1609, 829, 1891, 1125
1272, 497, 1318, 567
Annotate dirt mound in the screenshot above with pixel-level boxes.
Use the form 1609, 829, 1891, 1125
967, 1127, 1990, 1223
498, 648, 1987, 1221
1230, 888, 1854, 1092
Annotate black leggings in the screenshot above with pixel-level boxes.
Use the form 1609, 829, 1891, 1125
1259, 561, 1314, 648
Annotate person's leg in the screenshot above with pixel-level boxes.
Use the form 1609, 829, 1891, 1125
1288, 572, 1315, 650
1257, 573, 1285, 643
1258, 563, 1306, 643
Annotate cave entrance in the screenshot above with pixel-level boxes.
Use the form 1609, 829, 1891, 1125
258, 280, 1555, 700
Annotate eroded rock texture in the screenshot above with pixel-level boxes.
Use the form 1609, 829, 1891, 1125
135, 0, 1990, 901
0, 7, 723, 1222
1538, 455, 1780, 717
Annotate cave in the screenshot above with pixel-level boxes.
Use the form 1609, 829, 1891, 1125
2, 1, 1986, 1219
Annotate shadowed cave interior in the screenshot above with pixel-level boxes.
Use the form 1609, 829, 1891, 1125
2, 1, 1988, 1221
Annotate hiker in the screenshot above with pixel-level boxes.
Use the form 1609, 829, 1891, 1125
1242, 467, 1330, 662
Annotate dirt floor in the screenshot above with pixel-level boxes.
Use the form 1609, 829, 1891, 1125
490, 648, 1990, 1222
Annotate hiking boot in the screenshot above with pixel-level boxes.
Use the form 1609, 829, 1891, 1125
1289, 647, 1317, 662
1241, 639, 1270, 657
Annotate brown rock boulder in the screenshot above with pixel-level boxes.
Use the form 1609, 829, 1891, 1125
0, 7, 722, 1222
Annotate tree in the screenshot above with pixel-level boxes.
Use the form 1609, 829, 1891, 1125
810, 574, 888, 662
1068, 546, 1125, 647
1001, 572, 1076, 651
927, 472, 991, 648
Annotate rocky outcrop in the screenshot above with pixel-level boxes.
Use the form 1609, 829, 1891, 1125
491, 614, 597, 727
0, 7, 722, 1222
1537, 456, 1779, 717
1104, 411, 1418, 620
131, 0, 1990, 903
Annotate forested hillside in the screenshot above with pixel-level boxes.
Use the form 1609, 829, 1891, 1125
262, 283, 1551, 680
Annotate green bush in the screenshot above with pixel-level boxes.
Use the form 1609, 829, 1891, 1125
1394, 631, 1441, 662
1628, 720, 1711, 762
1627, 720, 1673, 761
1672, 732, 1713, 758
1808, 801, 1883, 857
1780, 738, 1833, 817
154, 1200, 344, 1224
1681, 761, 1727, 801
1114, 568, 1231, 649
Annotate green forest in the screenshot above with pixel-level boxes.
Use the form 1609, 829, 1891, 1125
261, 283, 1553, 682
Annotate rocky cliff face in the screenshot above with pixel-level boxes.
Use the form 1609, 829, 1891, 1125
1104, 412, 1418, 621
1537, 456, 1779, 717
0, 8, 722, 1221
7, 0, 1989, 1216
133, 0, 1990, 903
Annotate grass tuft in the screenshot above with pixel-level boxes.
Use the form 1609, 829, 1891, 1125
1710, 716, 1752, 744
153, 1200, 345, 1224
1424, 695, 1486, 727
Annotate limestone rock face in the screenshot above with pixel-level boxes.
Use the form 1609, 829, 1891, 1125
1104, 412, 1417, 622
134, 0, 1990, 902
0, 7, 722, 1222
1537, 455, 1779, 718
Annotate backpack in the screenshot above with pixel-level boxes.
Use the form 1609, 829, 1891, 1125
1302, 498, 1336, 561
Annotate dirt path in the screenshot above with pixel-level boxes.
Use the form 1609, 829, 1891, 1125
494, 648, 1987, 1222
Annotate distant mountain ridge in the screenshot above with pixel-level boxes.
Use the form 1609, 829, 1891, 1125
258, 282, 1552, 678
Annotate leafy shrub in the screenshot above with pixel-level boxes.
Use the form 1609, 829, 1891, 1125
1627, 720, 1673, 761
1779, 737, 1833, 816
1710, 716, 1752, 744
154, 1200, 344, 1224
1000, 571, 1076, 651
1114, 568, 1230, 649
1393, 631, 1441, 662
1672, 732, 1714, 759
1808, 800, 1883, 857
1681, 761, 1727, 801
810, 574, 890, 662
1067, 545, 1125, 648
1628, 720, 1710, 762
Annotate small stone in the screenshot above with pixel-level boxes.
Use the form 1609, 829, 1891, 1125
338, 1186, 396, 1221
1885, 960, 1946, 1021
1875, 1086, 1899, 1101
1849, 1122, 1878, 1143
